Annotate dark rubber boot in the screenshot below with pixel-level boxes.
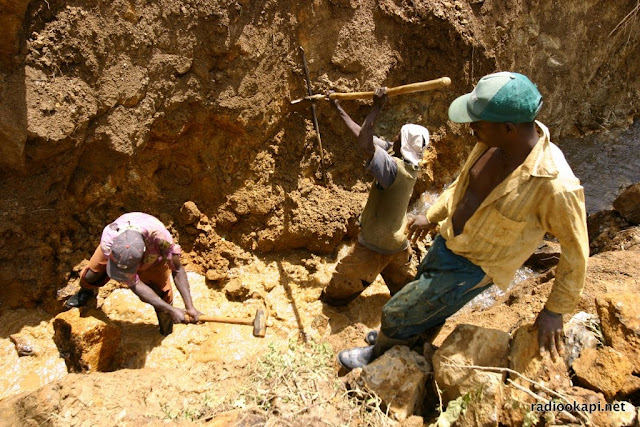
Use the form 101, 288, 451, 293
156, 309, 174, 336
320, 280, 370, 307
65, 288, 96, 308
337, 345, 375, 370
319, 290, 360, 307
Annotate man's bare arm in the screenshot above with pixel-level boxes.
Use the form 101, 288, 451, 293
358, 88, 388, 162
129, 280, 186, 323
329, 95, 390, 150
172, 255, 201, 322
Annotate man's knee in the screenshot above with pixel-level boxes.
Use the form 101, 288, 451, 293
84, 268, 106, 284
80, 267, 109, 290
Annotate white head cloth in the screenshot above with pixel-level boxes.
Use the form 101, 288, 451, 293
400, 124, 430, 167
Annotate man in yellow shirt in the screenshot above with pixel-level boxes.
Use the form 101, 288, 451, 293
338, 72, 589, 370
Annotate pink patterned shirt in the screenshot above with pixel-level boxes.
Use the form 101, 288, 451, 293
100, 212, 182, 278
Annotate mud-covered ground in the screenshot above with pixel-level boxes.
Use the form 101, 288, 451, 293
1, 230, 639, 425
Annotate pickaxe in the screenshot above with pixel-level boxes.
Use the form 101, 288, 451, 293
186, 308, 271, 337
299, 46, 327, 184
290, 76, 452, 104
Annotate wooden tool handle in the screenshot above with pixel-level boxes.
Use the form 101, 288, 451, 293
332, 77, 451, 100
195, 315, 253, 325
185, 314, 273, 326
298, 76, 451, 102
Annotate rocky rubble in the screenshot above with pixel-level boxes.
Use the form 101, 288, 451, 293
588, 183, 640, 255
344, 294, 640, 425
338, 184, 640, 424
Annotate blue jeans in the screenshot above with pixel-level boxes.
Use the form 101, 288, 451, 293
381, 235, 492, 339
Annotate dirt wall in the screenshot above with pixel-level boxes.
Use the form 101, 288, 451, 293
1, 0, 639, 309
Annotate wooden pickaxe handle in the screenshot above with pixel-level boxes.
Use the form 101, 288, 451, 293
291, 77, 451, 104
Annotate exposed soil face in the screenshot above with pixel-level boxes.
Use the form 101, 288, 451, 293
1, 0, 639, 309
1, 0, 640, 424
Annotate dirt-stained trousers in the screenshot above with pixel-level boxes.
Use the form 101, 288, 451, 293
381, 234, 493, 340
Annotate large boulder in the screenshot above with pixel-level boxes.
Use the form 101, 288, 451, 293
432, 324, 510, 426
572, 347, 633, 400
509, 324, 571, 391
596, 293, 640, 373
505, 324, 572, 425
613, 183, 640, 225
53, 308, 122, 372
345, 345, 431, 421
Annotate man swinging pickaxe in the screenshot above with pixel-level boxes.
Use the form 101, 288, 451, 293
293, 46, 451, 183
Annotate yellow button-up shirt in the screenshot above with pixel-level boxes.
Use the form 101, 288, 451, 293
426, 121, 589, 314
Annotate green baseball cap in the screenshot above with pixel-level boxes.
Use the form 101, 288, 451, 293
448, 72, 543, 123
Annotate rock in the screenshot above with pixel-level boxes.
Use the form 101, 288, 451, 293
179, 201, 201, 225
613, 401, 637, 426
399, 415, 424, 426
561, 387, 619, 427
596, 293, 640, 373
433, 324, 510, 423
524, 240, 561, 271
617, 375, 640, 400
588, 210, 627, 241
422, 342, 437, 364
509, 324, 571, 391
564, 311, 601, 367
205, 269, 227, 286
348, 345, 432, 421
184, 224, 200, 235
587, 210, 640, 255
224, 278, 251, 301
456, 384, 505, 426
499, 387, 537, 426
613, 183, 640, 224
572, 347, 633, 400
53, 308, 122, 372
9, 333, 38, 357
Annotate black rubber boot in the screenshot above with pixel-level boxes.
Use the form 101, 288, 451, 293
338, 330, 416, 371
337, 345, 375, 370
319, 290, 360, 307
156, 309, 174, 336
65, 288, 96, 308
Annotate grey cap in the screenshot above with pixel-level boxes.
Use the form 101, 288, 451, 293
106, 229, 145, 283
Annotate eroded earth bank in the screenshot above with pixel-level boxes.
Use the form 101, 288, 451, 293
1, 0, 640, 425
